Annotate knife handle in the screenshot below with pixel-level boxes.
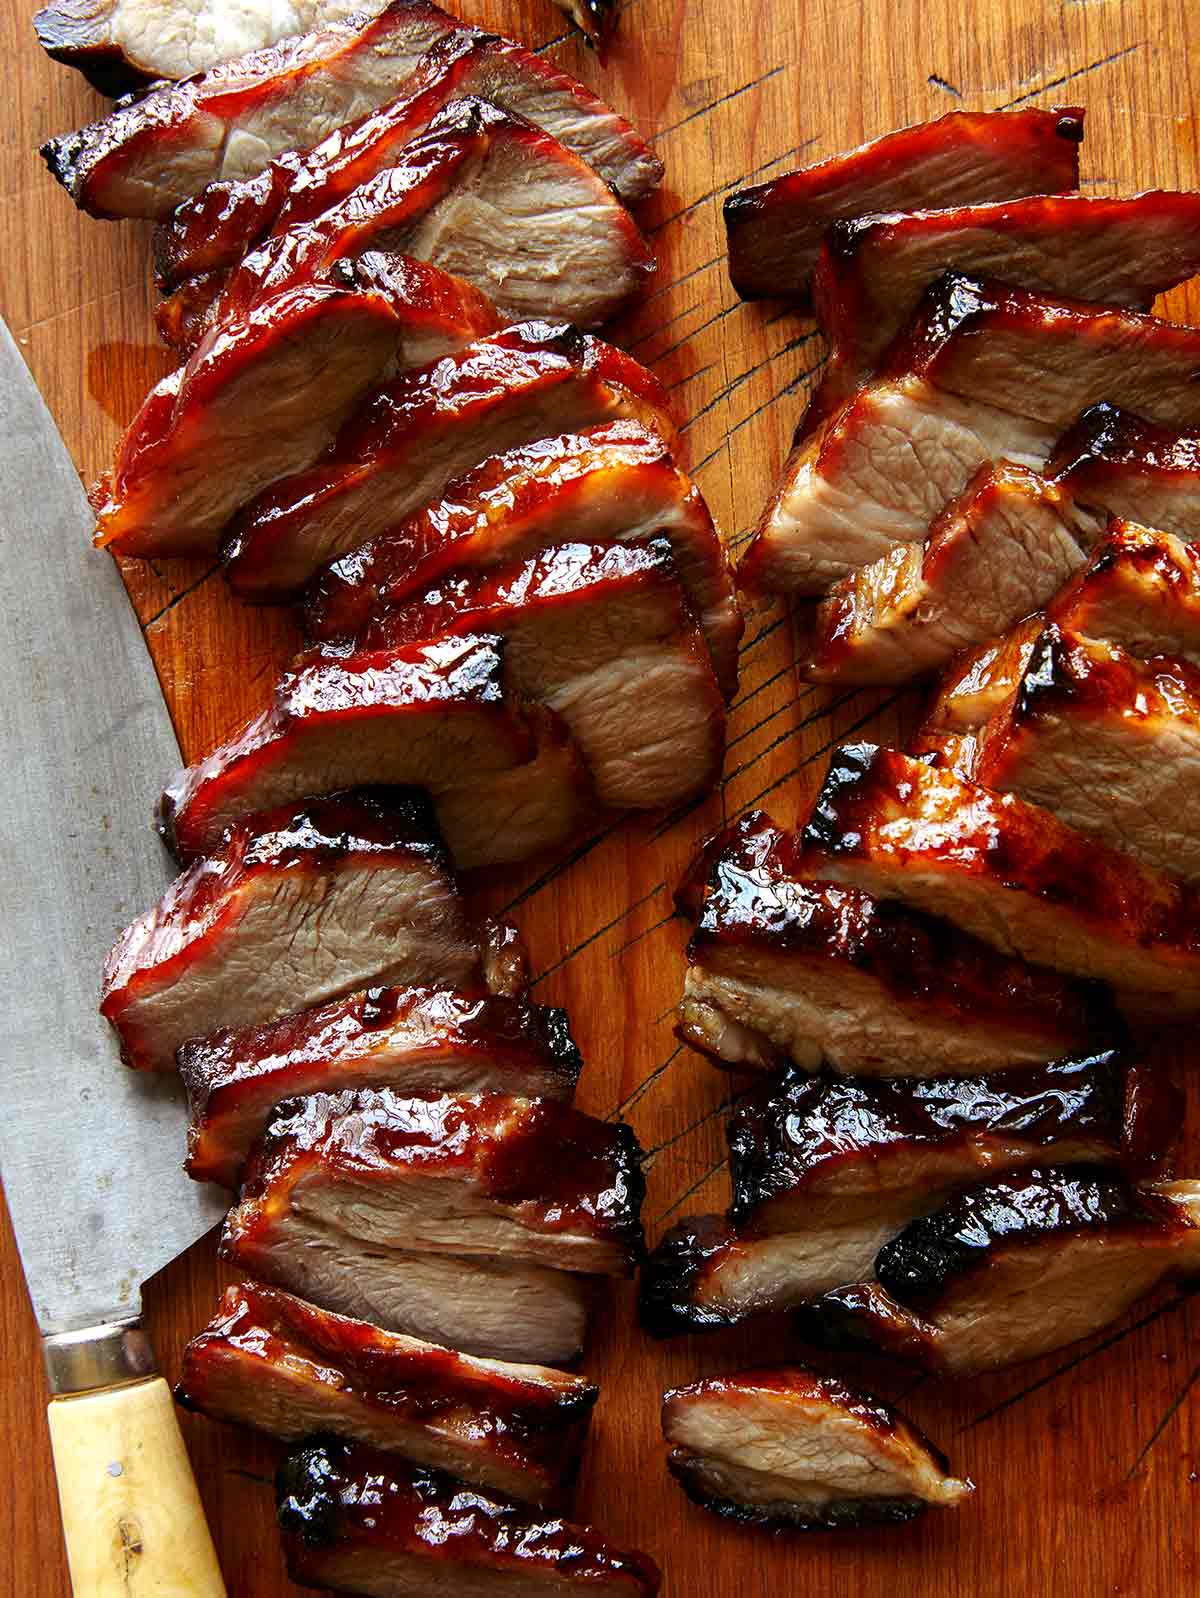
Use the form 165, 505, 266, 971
47, 1377, 227, 1597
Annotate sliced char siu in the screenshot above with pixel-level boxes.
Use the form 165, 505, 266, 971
158, 632, 595, 869
94, 256, 498, 559
1048, 403, 1200, 540
1049, 521, 1200, 665
677, 811, 1112, 1078
332, 541, 726, 812
815, 192, 1200, 399
277, 1440, 662, 1596
742, 271, 1200, 600
41, 3, 456, 218
304, 421, 742, 698
177, 1282, 595, 1504
102, 789, 482, 1073
661, 1368, 971, 1529
961, 624, 1200, 884
800, 743, 1200, 1013
724, 107, 1083, 304
638, 1054, 1170, 1335
802, 462, 1093, 685
912, 615, 1045, 769
150, 9, 661, 293
223, 322, 677, 600
799, 1170, 1200, 1374
159, 98, 654, 352
181, 985, 582, 1187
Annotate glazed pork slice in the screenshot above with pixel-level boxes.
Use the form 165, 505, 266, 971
102, 789, 482, 1073
724, 107, 1083, 304
911, 615, 1045, 768
1049, 520, 1200, 665
800, 743, 1200, 1012
1048, 403, 1200, 540
177, 1282, 595, 1504
677, 810, 1112, 1078
94, 257, 497, 559
964, 624, 1200, 884
40, 2, 457, 219
225, 1087, 646, 1276
799, 1170, 1200, 1374
343, 542, 726, 812
223, 322, 676, 600
304, 421, 741, 698
277, 1440, 662, 1597
802, 462, 1092, 685
661, 1368, 971, 1529
181, 986, 582, 1186
158, 632, 594, 869
815, 192, 1200, 397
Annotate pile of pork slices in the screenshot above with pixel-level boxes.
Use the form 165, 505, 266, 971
636, 108, 1200, 1534
36, 2, 753, 1591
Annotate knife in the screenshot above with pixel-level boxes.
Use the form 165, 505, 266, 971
0, 321, 227, 1595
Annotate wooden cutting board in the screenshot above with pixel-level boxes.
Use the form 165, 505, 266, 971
4, 0, 1199, 1591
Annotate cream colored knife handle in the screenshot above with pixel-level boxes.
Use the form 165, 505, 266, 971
47, 1377, 226, 1598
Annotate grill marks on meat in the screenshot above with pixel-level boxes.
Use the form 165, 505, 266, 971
801, 743, 1200, 1011
724, 108, 1083, 304
102, 789, 481, 1073
661, 1368, 971, 1529
1048, 403, 1200, 540
94, 256, 498, 559
677, 811, 1112, 1078
332, 541, 726, 811
41, 3, 455, 219
178, 1282, 596, 1504
815, 191, 1200, 399
277, 1440, 662, 1596
223, 322, 677, 600
304, 421, 742, 698
799, 1170, 1200, 1374
157, 632, 595, 870
181, 985, 581, 1187
802, 462, 1093, 685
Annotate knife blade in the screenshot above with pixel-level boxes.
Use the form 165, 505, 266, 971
0, 321, 226, 1591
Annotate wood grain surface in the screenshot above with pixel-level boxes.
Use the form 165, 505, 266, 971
4, 1, 1200, 1592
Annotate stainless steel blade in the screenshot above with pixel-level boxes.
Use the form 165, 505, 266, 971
0, 321, 225, 1338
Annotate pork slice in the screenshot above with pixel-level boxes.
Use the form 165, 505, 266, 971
799, 1171, 1200, 1373
354, 541, 725, 811
661, 1368, 971, 1528
225, 1086, 646, 1276
1049, 519, 1200, 664
277, 1440, 662, 1596
177, 1281, 596, 1504
803, 462, 1093, 685
1047, 402, 1200, 540
738, 373, 1057, 599
41, 1, 457, 218
95, 259, 497, 559
158, 631, 596, 867
912, 615, 1045, 765
724, 107, 1083, 304
102, 788, 479, 1073
305, 421, 741, 698
677, 810, 1113, 1077
816, 192, 1200, 397
223, 322, 676, 599
181, 985, 582, 1186
800, 742, 1200, 1010
967, 623, 1200, 884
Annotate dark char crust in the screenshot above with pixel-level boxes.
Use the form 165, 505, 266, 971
666, 1452, 927, 1531
637, 1216, 738, 1338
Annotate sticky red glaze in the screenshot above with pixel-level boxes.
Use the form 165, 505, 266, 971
724, 108, 1083, 301
178, 1281, 597, 1485
1047, 520, 1200, 656
230, 1087, 646, 1273
101, 790, 452, 1071
278, 1439, 662, 1594
159, 632, 520, 864
223, 323, 677, 601
1049, 401, 1200, 490
180, 986, 582, 1186
682, 808, 1112, 1054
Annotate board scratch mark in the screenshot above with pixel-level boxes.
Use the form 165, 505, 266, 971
998, 42, 1142, 108
610, 907, 678, 958
643, 1095, 735, 1163
733, 690, 908, 815
647, 139, 816, 235
498, 818, 627, 913
732, 662, 798, 709
681, 334, 817, 432
655, 64, 789, 140
528, 881, 668, 987
1125, 1360, 1200, 1479
607, 1043, 685, 1121
629, 301, 704, 350
657, 1156, 730, 1224
140, 563, 221, 630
